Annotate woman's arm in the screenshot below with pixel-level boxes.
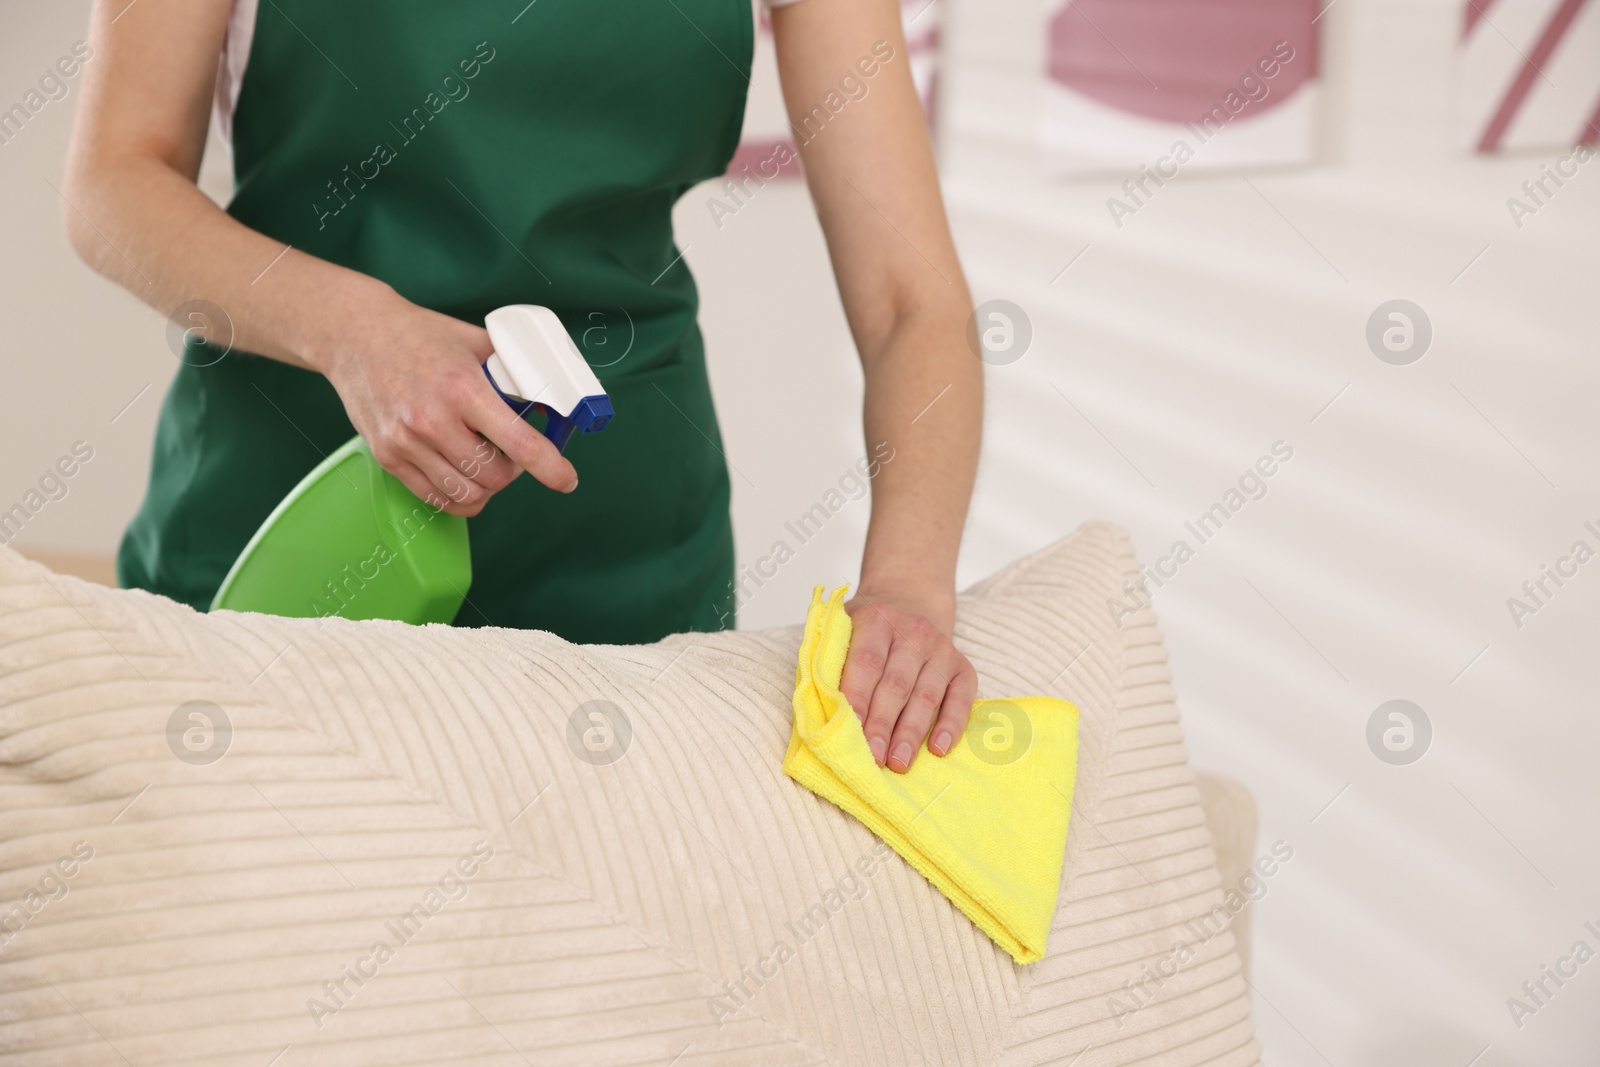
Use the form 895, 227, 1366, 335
772, 0, 983, 773
63, 0, 575, 514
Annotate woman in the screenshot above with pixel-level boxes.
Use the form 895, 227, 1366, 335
64, 0, 982, 774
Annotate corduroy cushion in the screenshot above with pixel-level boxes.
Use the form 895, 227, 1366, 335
0, 522, 1259, 1066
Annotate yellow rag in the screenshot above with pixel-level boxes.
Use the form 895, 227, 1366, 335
782, 586, 1079, 964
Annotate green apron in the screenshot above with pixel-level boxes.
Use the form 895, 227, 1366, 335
120, 0, 752, 643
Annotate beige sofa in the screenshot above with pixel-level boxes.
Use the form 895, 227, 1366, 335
1, 524, 1260, 1065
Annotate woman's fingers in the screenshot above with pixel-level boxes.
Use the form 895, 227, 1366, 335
424, 409, 522, 497
926, 656, 977, 757
390, 370, 577, 514
839, 612, 892, 724
452, 434, 522, 494
885, 658, 949, 772
840, 596, 978, 773
862, 637, 928, 767
888, 646, 976, 769
410, 442, 488, 516
466, 381, 579, 494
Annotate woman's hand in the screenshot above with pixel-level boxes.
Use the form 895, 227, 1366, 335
840, 588, 977, 774
315, 282, 579, 517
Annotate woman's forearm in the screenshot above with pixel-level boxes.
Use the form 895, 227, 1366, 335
856, 300, 983, 631
61, 0, 391, 374
62, 149, 384, 375
767, 0, 980, 630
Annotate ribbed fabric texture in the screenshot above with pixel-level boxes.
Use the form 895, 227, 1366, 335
783, 585, 1078, 964
0, 522, 1259, 1066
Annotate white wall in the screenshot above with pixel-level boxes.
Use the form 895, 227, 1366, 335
929, 0, 1600, 1063
4, 0, 1599, 1063
1, 1, 235, 564
4, 3, 161, 557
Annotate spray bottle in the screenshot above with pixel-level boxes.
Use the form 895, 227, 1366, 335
209, 305, 612, 624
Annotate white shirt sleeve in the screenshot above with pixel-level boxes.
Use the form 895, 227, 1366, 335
214, 0, 260, 146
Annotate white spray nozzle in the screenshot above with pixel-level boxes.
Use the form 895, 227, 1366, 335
483, 305, 613, 453
484, 305, 606, 416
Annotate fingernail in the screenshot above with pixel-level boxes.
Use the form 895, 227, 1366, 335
890, 741, 912, 770
933, 731, 952, 755
868, 737, 887, 764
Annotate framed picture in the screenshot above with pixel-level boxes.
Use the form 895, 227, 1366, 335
1041, 0, 1321, 175
1460, 0, 1600, 153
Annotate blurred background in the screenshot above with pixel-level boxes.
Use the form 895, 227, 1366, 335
4, 0, 1599, 1062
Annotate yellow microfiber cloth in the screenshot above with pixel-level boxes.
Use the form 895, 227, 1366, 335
782, 585, 1079, 964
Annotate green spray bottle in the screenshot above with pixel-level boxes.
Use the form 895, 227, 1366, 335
209, 305, 613, 624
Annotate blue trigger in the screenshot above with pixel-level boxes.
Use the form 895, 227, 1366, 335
483, 364, 613, 455
541, 395, 615, 452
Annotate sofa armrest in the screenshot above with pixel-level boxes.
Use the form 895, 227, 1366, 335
1194, 769, 1259, 981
